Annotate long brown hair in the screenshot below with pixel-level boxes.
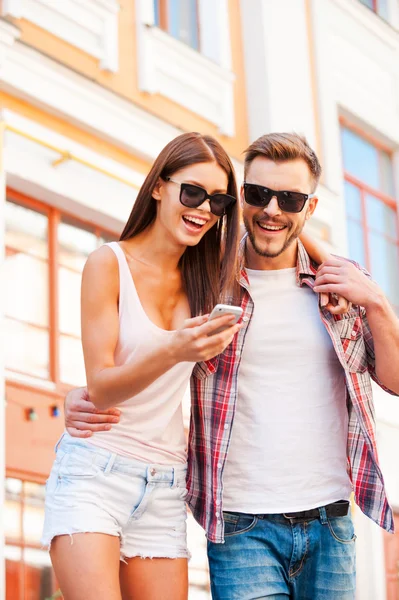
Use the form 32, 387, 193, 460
120, 132, 240, 316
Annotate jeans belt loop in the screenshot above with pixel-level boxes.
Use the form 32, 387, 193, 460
54, 432, 65, 453
104, 452, 117, 475
171, 467, 176, 488
319, 505, 328, 525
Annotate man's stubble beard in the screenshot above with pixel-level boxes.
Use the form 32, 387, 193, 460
243, 214, 305, 259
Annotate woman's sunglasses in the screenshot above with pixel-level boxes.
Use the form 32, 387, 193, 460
164, 177, 236, 217
243, 182, 315, 213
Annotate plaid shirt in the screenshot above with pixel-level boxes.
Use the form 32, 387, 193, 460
187, 238, 397, 543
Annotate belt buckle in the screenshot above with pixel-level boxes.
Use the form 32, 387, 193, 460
283, 512, 297, 521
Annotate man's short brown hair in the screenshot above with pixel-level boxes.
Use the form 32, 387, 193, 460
244, 133, 322, 191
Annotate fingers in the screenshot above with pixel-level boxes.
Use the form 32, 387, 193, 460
65, 427, 93, 438
205, 323, 242, 354
314, 273, 341, 286
67, 421, 114, 432
68, 397, 120, 416
318, 257, 345, 269
337, 296, 352, 313
318, 291, 352, 315
183, 315, 209, 329
199, 314, 237, 337
320, 293, 329, 308
66, 410, 119, 427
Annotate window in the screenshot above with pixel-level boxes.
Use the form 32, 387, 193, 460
5, 192, 117, 388
138, 0, 235, 135
359, 0, 389, 20
154, 0, 200, 50
5, 477, 56, 600
341, 126, 399, 312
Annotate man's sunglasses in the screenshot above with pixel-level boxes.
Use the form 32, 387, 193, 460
164, 177, 236, 217
243, 182, 315, 214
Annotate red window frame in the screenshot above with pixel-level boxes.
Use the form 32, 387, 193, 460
340, 118, 399, 309
5, 188, 119, 393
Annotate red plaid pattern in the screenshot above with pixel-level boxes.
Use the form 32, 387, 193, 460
187, 239, 397, 543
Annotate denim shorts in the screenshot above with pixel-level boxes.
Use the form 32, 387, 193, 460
42, 434, 189, 560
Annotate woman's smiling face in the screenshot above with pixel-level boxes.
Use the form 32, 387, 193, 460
153, 161, 229, 247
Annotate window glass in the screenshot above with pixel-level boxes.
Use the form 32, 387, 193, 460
347, 221, 366, 265
369, 233, 399, 306
344, 181, 362, 221
380, 150, 395, 196
5, 201, 49, 378
359, 0, 374, 8
60, 336, 86, 386
5, 318, 49, 378
5, 254, 48, 327
5, 200, 48, 259
58, 217, 96, 385
23, 483, 46, 546
154, 0, 160, 24
4, 498, 21, 541
168, 0, 199, 49
59, 267, 81, 338
341, 128, 379, 190
377, 0, 389, 19
58, 217, 97, 271
366, 194, 397, 238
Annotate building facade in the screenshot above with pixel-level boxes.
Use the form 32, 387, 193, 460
0, 1, 398, 599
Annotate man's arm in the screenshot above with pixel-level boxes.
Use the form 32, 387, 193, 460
314, 257, 399, 394
64, 387, 120, 438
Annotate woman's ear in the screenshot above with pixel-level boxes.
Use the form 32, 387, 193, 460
152, 178, 163, 201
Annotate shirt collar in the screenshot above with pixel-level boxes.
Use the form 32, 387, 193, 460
238, 234, 318, 288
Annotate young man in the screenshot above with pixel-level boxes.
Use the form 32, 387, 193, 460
64, 134, 399, 599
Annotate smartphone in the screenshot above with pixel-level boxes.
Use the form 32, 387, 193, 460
208, 304, 243, 334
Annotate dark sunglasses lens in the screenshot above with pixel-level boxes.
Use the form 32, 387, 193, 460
244, 184, 270, 206
211, 195, 236, 217
180, 184, 206, 208
278, 192, 306, 213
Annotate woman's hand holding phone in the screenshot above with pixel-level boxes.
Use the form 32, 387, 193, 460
168, 311, 242, 363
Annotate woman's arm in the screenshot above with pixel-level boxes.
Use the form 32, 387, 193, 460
81, 246, 241, 410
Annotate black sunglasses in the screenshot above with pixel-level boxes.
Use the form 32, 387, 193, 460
243, 182, 315, 213
164, 177, 236, 217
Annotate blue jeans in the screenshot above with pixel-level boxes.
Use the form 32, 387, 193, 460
207, 510, 356, 599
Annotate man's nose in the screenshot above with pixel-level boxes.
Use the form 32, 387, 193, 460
263, 196, 282, 217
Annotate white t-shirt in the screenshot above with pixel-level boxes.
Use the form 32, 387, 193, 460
222, 267, 352, 514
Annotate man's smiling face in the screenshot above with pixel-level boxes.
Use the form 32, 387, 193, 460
242, 157, 318, 267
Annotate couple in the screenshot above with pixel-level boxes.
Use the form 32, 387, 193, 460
42, 132, 399, 600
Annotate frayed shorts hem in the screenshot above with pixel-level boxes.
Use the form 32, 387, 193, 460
121, 550, 191, 561
41, 529, 120, 551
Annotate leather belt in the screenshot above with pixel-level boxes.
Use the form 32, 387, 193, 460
258, 500, 350, 522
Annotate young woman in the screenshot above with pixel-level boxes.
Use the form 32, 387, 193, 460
42, 132, 242, 600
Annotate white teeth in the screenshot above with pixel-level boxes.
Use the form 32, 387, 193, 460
258, 223, 286, 231
184, 216, 206, 225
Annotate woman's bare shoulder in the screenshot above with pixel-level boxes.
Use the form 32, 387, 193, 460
83, 244, 119, 289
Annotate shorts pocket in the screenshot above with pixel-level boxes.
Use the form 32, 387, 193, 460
58, 448, 100, 480
223, 512, 258, 537
327, 515, 357, 544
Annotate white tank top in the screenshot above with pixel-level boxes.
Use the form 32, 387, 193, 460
88, 242, 194, 465
223, 267, 351, 513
